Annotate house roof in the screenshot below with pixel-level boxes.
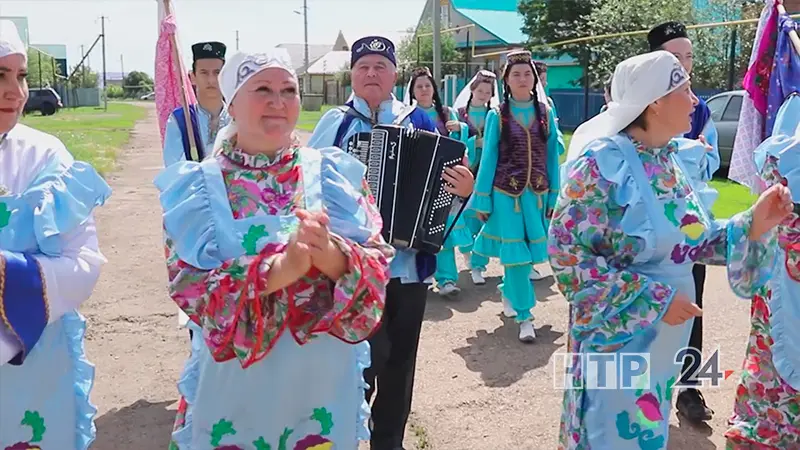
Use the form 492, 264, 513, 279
274, 43, 332, 73
451, 0, 526, 45
306, 51, 350, 75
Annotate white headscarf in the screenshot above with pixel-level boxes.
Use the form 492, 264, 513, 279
565, 51, 690, 162
453, 69, 500, 110
213, 48, 297, 151
0, 20, 26, 61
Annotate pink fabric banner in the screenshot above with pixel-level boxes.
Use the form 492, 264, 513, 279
729, 1, 776, 193
154, 13, 196, 144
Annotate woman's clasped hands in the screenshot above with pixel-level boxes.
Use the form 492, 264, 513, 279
284, 209, 347, 278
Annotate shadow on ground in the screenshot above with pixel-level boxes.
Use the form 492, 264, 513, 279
668, 419, 717, 450
93, 399, 177, 449
452, 320, 565, 388
425, 273, 560, 323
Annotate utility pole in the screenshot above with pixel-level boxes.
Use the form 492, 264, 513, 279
432, 0, 441, 87
101, 15, 108, 111
303, 0, 309, 95
120, 54, 125, 85
236, 30, 239, 50
81, 45, 86, 85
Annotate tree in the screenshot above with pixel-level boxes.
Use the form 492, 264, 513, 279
691, 0, 762, 89
397, 21, 464, 75
67, 65, 100, 89
26, 48, 63, 88
585, 0, 694, 88
520, 0, 763, 89
122, 71, 154, 98
520, 0, 596, 59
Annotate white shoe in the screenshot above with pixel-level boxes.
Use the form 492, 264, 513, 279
502, 296, 517, 318
530, 267, 546, 281
519, 320, 536, 343
438, 282, 461, 296
470, 268, 486, 285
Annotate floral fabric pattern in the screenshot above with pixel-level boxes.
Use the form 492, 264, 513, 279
550, 138, 775, 450
725, 155, 800, 450
164, 143, 393, 368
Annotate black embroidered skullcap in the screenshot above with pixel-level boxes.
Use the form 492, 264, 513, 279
192, 41, 226, 62
648, 22, 689, 51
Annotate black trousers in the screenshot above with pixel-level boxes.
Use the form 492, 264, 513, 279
365, 279, 428, 450
680, 264, 706, 386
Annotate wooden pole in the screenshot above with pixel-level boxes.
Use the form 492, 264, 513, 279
163, 0, 199, 160
777, 0, 800, 56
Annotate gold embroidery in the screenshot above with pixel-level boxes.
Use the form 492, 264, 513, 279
509, 177, 519, 190
0, 254, 50, 359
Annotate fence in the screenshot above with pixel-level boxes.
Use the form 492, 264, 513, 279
54, 86, 101, 108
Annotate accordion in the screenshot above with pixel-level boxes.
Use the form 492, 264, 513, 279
345, 124, 467, 254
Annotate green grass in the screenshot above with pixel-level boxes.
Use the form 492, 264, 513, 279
20, 102, 147, 174
709, 178, 757, 219
297, 105, 334, 132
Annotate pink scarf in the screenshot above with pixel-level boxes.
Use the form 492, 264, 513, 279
154, 14, 197, 144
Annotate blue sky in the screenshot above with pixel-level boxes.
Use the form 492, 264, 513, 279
1, 0, 425, 75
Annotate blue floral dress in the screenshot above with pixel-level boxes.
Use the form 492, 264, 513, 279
549, 134, 776, 450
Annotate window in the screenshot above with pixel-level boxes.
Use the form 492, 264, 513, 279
706, 95, 728, 122
721, 94, 743, 122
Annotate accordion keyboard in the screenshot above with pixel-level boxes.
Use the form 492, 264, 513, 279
425, 156, 462, 237
346, 130, 384, 201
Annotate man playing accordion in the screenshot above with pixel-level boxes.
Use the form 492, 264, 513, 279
308, 35, 474, 450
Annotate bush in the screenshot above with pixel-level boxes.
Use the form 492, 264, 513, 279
106, 85, 125, 99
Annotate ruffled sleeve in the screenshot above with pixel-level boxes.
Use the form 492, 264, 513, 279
155, 160, 289, 367
548, 141, 675, 351
675, 137, 719, 210
317, 147, 394, 342
154, 161, 243, 270
25, 157, 112, 256
471, 109, 500, 214
1, 135, 109, 365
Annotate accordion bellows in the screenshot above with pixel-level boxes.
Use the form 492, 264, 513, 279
345, 124, 466, 254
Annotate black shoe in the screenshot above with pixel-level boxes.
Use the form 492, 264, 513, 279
676, 388, 714, 423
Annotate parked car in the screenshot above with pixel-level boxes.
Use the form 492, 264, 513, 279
705, 90, 744, 170
140, 92, 155, 101
24, 87, 63, 116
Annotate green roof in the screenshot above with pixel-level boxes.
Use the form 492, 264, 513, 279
454, 7, 526, 45
450, 0, 520, 11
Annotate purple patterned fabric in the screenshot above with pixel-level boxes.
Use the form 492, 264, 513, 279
457, 107, 480, 138
493, 114, 548, 195
766, 13, 800, 137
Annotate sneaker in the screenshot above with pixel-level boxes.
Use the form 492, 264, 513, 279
438, 282, 461, 297
676, 388, 714, 423
502, 296, 517, 318
470, 268, 486, 285
530, 267, 546, 281
518, 320, 536, 343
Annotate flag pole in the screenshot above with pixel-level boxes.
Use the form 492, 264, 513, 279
777, 0, 800, 55
163, 0, 199, 160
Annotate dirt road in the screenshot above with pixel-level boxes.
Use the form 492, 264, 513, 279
86, 103, 751, 449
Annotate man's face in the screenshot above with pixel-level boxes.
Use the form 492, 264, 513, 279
351, 54, 397, 106
190, 58, 223, 100
661, 37, 694, 75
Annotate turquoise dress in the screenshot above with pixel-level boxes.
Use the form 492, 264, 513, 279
420, 106, 475, 287
460, 105, 491, 272
550, 135, 775, 449
0, 125, 111, 449
471, 99, 562, 320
